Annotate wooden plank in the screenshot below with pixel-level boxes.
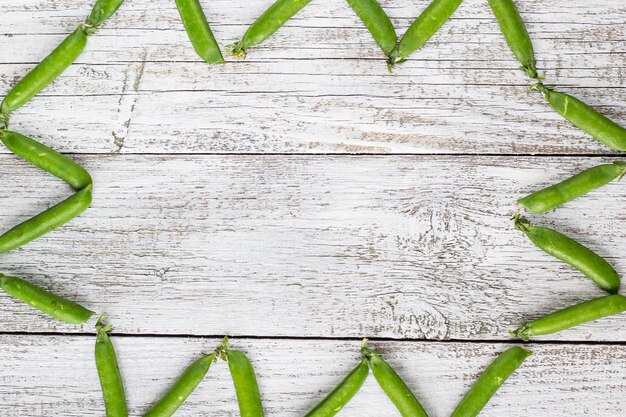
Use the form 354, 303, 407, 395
0, 0, 624, 154
0, 336, 623, 417
0, 155, 624, 340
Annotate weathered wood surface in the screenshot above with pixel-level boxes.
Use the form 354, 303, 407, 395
1, 0, 625, 153
1, 0, 625, 414
0, 336, 624, 417
1, 155, 624, 340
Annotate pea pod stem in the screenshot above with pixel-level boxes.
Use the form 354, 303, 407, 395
510, 294, 626, 341
518, 161, 626, 213
174, 0, 225, 64
514, 214, 621, 294
95, 316, 129, 417
532, 83, 626, 151
227, 0, 313, 56
450, 346, 531, 417
393, 0, 464, 66
224, 338, 265, 417
0, 113, 8, 130
1, 130, 92, 190
346, 0, 397, 59
0, 274, 95, 324
1, 26, 88, 114
361, 340, 429, 417
0, 184, 93, 254
487, 0, 538, 79
304, 356, 369, 417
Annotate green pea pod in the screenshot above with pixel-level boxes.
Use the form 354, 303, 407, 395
487, 0, 537, 79
1, 26, 87, 114
362, 344, 428, 417
174, 0, 225, 64
518, 161, 626, 213
515, 216, 620, 294
304, 359, 369, 417
228, 0, 313, 56
143, 353, 217, 417
227, 348, 264, 417
510, 294, 626, 341
535, 85, 626, 151
394, 0, 464, 64
1, 130, 92, 190
0, 184, 93, 254
450, 346, 531, 417
95, 317, 129, 417
88, 0, 126, 27
346, 0, 397, 57
0, 274, 94, 324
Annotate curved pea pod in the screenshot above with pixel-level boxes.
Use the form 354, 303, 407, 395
514, 216, 620, 294
362, 344, 428, 417
174, 0, 225, 64
450, 346, 531, 417
227, 348, 264, 417
228, 0, 313, 56
346, 0, 397, 58
394, 0, 464, 64
0, 184, 93, 254
88, 0, 126, 27
487, 0, 537, 79
510, 295, 626, 341
1, 130, 92, 190
95, 317, 129, 417
536, 85, 626, 151
304, 358, 369, 417
518, 161, 626, 213
1, 26, 87, 114
143, 353, 217, 417
0, 274, 94, 324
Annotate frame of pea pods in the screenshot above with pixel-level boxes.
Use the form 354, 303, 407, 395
0, 0, 624, 416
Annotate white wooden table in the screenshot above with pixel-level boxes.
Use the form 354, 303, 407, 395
1, 0, 624, 415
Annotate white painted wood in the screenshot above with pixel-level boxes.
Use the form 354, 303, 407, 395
0, 336, 623, 417
1, 1, 625, 410
0, 0, 624, 153
0, 155, 624, 340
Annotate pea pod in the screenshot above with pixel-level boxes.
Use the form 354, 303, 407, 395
0, 274, 94, 324
143, 353, 217, 417
228, 0, 313, 56
304, 358, 369, 417
174, 0, 225, 64
1, 130, 92, 190
450, 346, 531, 417
510, 294, 626, 341
1, 26, 87, 114
0, 184, 93, 254
346, 0, 397, 57
95, 317, 129, 417
226, 344, 264, 417
361, 342, 428, 417
514, 215, 620, 294
88, 0, 126, 28
487, 0, 537, 79
394, 0, 464, 64
518, 161, 626, 213
534, 83, 626, 151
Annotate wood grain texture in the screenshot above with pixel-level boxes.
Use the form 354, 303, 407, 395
0, 155, 624, 340
0, 336, 623, 417
1, 1, 625, 413
0, 0, 625, 154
